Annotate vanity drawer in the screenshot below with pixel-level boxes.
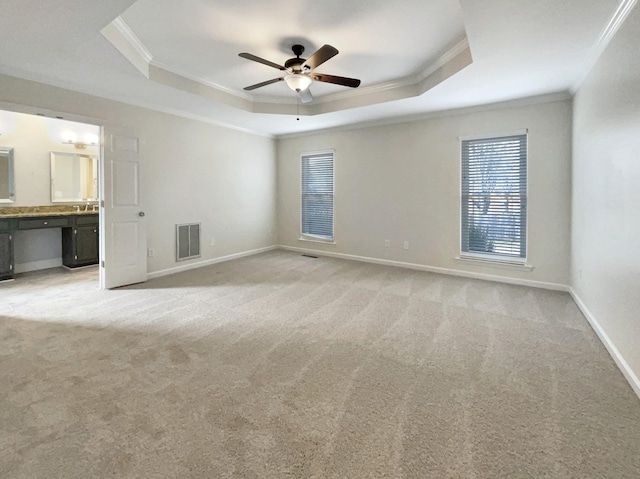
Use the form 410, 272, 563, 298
18, 217, 69, 229
74, 214, 99, 226
0, 219, 9, 233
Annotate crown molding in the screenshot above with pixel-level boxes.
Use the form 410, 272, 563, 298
572, 0, 638, 92
112, 17, 153, 64
418, 38, 471, 82
101, 17, 473, 116
101, 17, 152, 78
275, 91, 572, 140
149, 59, 253, 101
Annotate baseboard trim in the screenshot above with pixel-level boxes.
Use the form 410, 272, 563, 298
569, 288, 640, 400
14, 258, 63, 274
277, 245, 568, 292
147, 245, 278, 280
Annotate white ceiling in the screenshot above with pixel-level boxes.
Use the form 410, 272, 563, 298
0, 0, 626, 137
121, 0, 466, 98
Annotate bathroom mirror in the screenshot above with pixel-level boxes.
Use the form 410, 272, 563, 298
0, 147, 15, 203
50, 152, 98, 203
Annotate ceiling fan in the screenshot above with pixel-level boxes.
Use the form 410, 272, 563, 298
238, 44, 361, 103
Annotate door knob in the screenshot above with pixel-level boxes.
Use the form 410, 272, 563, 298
138, 211, 145, 217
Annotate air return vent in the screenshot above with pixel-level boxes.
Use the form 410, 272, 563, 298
176, 223, 200, 261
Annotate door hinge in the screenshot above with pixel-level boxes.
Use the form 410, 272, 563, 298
101, 200, 105, 207
101, 260, 105, 268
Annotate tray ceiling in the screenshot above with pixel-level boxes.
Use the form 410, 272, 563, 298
0, 0, 629, 136
105, 0, 471, 114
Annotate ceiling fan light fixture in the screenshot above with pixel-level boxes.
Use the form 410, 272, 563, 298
239, 44, 360, 97
284, 73, 312, 92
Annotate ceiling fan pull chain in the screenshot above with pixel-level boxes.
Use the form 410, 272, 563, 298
297, 95, 300, 121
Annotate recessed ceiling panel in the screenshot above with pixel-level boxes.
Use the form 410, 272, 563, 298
120, 0, 467, 100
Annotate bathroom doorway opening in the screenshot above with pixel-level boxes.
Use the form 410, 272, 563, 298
0, 107, 101, 286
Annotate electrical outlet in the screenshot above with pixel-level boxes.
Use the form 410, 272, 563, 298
403, 240, 409, 250
384, 239, 390, 247
147, 248, 154, 257
210, 237, 216, 247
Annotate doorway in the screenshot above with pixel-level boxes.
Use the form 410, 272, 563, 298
0, 108, 101, 285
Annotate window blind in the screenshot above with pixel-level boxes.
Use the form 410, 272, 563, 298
301, 152, 334, 240
461, 134, 527, 260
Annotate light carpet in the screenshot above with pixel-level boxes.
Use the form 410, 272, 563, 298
1, 250, 639, 478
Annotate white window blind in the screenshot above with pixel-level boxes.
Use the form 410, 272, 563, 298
461, 134, 527, 260
301, 152, 334, 240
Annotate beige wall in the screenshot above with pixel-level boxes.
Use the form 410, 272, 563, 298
572, 5, 640, 392
0, 74, 277, 275
277, 100, 573, 286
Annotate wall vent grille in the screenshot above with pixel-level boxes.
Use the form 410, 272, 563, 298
176, 223, 200, 261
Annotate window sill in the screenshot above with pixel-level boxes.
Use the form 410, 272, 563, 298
298, 236, 336, 245
455, 255, 533, 271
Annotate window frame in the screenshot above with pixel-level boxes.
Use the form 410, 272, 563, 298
459, 130, 528, 265
299, 149, 335, 243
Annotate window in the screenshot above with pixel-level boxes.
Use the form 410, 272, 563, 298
461, 133, 527, 262
301, 151, 334, 241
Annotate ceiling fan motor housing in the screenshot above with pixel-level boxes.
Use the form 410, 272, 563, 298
285, 45, 306, 72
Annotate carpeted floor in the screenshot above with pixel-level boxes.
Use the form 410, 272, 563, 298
1, 250, 639, 478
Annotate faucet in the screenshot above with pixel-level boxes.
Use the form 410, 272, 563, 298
84, 202, 90, 212
74, 205, 81, 213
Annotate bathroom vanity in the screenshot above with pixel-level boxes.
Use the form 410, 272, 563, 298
0, 209, 99, 281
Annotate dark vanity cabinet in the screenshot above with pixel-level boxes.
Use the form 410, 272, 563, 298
0, 213, 99, 281
62, 214, 99, 268
0, 220, 13, 281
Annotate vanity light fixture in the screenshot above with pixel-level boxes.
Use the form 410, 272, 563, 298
61, 131, 99, 149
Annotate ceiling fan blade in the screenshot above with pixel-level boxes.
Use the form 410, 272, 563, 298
303, 44, 339, 70
239, 53, 286, 71
312, 73, 361, 88
243, 77, 284, 91
299, 88, 313, 104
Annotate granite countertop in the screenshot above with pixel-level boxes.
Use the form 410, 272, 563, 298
0, 206, 99, 219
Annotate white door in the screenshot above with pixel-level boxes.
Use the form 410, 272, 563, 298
100, 126, 147, 289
